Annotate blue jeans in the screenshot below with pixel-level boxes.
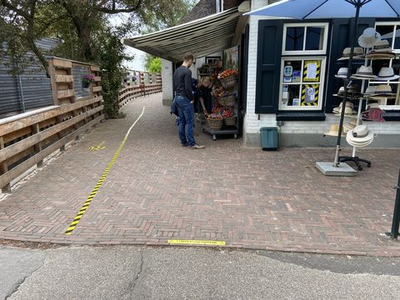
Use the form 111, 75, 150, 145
174, 95, 195, 146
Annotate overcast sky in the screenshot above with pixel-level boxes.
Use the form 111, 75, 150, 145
109, 14, 147, 71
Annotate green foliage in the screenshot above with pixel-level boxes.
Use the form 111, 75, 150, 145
1, 0, 197, 118
95, 29, 128, 118
148, 56, 161, 73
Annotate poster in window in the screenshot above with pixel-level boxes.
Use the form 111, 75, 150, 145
301, 84, 319, 106
223, 46, 239, 70
303, 60, 320, 82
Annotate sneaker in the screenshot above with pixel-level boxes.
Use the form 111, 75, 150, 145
181, 142, 190, 147
189, 143, 205, 149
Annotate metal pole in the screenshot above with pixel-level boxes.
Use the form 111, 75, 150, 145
333, 1, 362, 167
389, 169, 400, 239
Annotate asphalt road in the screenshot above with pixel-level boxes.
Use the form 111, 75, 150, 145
1, 245, 400, 300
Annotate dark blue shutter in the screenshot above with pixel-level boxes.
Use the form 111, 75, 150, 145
324, 18, 376, 113
255, 20, 283, 114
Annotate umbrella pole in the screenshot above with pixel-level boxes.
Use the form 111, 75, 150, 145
333, 1, 362, 167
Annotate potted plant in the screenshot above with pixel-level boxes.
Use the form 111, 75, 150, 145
82, 74, 95, 88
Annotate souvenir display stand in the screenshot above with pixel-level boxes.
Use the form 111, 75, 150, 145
326, 28, 398, 171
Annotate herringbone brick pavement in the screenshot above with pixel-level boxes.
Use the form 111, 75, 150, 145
0, 93, 400, 256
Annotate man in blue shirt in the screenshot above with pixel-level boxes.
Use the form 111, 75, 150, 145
173, 53, 205, 149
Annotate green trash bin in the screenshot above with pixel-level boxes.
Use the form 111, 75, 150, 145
260, 127, 279, 151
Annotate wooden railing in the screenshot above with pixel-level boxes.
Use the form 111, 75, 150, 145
118, 83, 162, 108
0, 57, 104, 193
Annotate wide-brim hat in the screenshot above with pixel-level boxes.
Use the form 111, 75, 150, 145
358, 28, 381, 48
367, 103, 381, 109
369, 84, 396, 98
346, 125, 374, 146
365, 52, 397, 59
364, 85, 377, 95
335, 67, 348, 79
324, 124, 345, 137
333, 106, 357, 115
338, 47, 364, 60
351, 66, 377, 79
332, 102, 354, 113
376, 67, 400, 81
344, 119, 361, 132
347, 136, 374, 148
371, 39, 393, 52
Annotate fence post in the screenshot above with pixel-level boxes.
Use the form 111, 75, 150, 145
389, 169, 400, 239
32, 124, 44, 168
0, 137, 12, 193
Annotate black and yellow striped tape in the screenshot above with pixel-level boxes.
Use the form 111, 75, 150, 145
65, 107, 145, 235
301, 84, 319, 107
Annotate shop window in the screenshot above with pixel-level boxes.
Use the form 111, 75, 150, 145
374, 22, 400, 110
283, 23, 328, 55
279, 57, 326, 110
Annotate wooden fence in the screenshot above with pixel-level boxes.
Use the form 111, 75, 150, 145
118, 83, 162, 108
0, 57, 103, 193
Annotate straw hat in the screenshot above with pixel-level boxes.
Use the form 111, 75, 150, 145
363, 85, 377, 95
358, 28, 381, 48
344, 119, 361, 132
338, 47, 364, 60
346, 125, 374, 147
324, 124, 345, 137
333, 102, 357, 115
376, 67, 400, 81
365, 39, 396, 59
351, 66, 377, 79
367, 102, 380, 109
370, 84, 396, 98
335, 67, 348, 79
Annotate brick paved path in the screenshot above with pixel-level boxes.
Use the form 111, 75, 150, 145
1, 93, 400, 256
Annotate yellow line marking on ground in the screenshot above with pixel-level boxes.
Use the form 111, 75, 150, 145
89, 141, 106, 151
168, 240, 226, 246
66, 107, 146, 235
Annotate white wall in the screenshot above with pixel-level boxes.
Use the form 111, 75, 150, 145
161, 59, 173, 105
244, 14, 277, 141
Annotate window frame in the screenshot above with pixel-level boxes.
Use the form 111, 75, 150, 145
282, 23, 329, 56
278, 56, 327, 111
373, 21, 400, 109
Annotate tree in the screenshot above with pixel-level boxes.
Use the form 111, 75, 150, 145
0, 0, 61, 75
148, 56, 161, 73
1, 0, 197, 117
142, 0, 196, 74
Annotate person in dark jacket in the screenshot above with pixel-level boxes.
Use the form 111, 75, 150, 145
198, 76, 213, 116
173, 53, 205, 149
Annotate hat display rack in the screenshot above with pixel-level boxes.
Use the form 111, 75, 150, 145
328, 27, 398, 171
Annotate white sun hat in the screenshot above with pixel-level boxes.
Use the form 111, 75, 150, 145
376, 67, 400, 81
346, 125, 374, 147
358, 28, 381, 48
335, 67, 348, 79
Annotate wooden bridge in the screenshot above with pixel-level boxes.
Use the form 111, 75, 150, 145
0, 57, 161, 193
